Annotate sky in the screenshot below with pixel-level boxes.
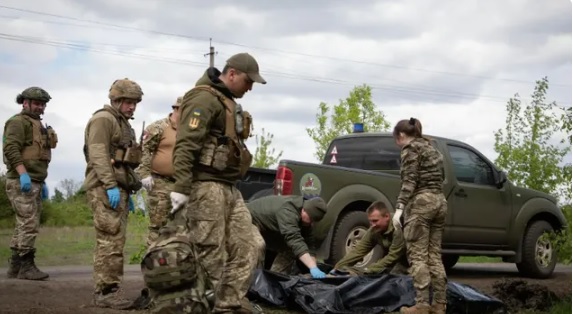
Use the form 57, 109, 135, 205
0, 0, 571, 195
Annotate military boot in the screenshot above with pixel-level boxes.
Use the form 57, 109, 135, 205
400, 303, 431, 314
93, 284, 134, 310
430, 303, 446, 314
17, 249, 49, 280
6, 249, 21, 278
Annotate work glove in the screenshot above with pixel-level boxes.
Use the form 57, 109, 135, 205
170, 192, 189, 215
128, 196, 135, 213
393, 208, 403, 229
310, 267, 326, 279
141, 176, 154, 191
106, 187, 120, 209
19, 173, 32, 193
41, 184, 49, 200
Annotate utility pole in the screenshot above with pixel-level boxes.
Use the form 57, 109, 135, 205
204, 38, 217, 67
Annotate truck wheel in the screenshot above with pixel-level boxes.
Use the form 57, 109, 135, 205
330, 211, 383, 268
516, 220, 557, 279
248, 188, 274, 202
441, 254, 459, 272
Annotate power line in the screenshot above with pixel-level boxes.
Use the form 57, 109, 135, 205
1, 32, 569, 106
0, 4, 569, 87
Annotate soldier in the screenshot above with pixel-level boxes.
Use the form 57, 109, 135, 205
330, 201, 408, 276
3, 87, 56, 281
247, 195, 328, 278
136, 96, 182, 246
169, 52, 267, 313
392, 118, 448, 314
83, 78, 144, 310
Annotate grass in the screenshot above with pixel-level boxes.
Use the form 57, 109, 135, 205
459, 256, 502, 263
0, 212, 148, 268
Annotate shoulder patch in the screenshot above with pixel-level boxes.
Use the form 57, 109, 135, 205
188, 117, 200, 129
192, 109, 201, 116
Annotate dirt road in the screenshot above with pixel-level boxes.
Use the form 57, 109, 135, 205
0, 263, 570, 313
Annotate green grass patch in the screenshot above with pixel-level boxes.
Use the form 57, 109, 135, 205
0, 211, 149, 268
459, 256, 503, 263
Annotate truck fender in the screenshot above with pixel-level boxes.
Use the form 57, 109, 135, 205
316, 184, 393, 261
509, 197, 565, 262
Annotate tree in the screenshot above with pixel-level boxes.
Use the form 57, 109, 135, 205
252, 127, 283, 169
493, 77, 570, 198
51, 188, 65, 203
306, 84, 391, 161
58, 178, 81, 199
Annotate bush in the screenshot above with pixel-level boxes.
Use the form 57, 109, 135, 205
552, 204, 572, 265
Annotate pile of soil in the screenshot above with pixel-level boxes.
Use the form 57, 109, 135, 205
492, 279, 559, 313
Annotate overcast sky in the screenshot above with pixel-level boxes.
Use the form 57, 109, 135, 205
0, 0, 571, 194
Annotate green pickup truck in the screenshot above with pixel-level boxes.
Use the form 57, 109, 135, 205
262, 131, 567, 279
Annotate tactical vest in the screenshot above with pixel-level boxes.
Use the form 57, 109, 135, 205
83, 106, 142, 192
20, 114, 58, 162
192, 85, 253, 177
141, 235, 212, 313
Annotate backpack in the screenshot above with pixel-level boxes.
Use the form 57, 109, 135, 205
141, 234, 213, 313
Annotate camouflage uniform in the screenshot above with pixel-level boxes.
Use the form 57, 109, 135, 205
3, 87, 56, 281
170, 53, 266, 313
397, 137, 448, 314
83, 78, 144, 310
135, 97, 182, 246
334, 214, 409, 276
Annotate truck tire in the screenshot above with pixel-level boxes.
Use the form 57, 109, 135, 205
248, 188, 274, 202
330, 211, 383, 268
516, 220, 557, 279
441, 254, 459, 272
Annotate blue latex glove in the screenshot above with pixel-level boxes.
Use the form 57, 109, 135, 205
128, 197, 135, 213
19, 173, 32, 193
310, 267, 326, 279
106, 187, 120, 209
41, 184, 49, 200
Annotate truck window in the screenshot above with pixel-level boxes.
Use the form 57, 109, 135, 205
446, 145, 495, 185
324, 137, 401, 170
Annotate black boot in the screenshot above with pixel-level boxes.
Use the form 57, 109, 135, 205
18, 249, 49, 280
6, 248, 21, 279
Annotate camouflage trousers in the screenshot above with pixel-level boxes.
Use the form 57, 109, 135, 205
6, 179, 43, 254
172, 181, 265, 313
86, 186, 130, 293
340, 261, 410, 276
145, 175, 174, 247
269, 250, 297, 274
403, 192, 448, 305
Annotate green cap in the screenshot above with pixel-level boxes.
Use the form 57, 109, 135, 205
303, 197, 327, 222
226, 53, 267, 84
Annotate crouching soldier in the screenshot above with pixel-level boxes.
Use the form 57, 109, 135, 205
3, 87, 57, 281
331, 201, 409, 276
248, 194, 328, 278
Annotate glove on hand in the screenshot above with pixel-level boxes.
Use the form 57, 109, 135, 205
310, 267, 326, 279
170, 192, 189, 215
106, 187, 120, 209
41, 184, 49, 200
19, 173, 32, 193
141, 176, 154, 191
393, 208, 403, 229
128, 197, 135, 213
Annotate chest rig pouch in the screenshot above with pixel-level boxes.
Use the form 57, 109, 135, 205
20, 115, 57, 162
192, 85, 253, 177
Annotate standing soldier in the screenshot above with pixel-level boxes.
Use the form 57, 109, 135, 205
393, 118, 448, 314
136, 96, 182, 246
3, 87, 56, 281
169, 52, 267, 313
83, 78, 144, 310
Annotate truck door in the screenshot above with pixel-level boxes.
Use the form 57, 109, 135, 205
444, 144, 512, 246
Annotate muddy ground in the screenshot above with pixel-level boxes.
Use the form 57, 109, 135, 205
0, 263, 570, 314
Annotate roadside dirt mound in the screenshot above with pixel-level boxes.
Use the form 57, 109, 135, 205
492, 279, 558, 313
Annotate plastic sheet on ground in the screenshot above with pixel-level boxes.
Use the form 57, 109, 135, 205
247, 269, 507, 314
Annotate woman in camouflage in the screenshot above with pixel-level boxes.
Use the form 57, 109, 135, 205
392, 118, 448, 314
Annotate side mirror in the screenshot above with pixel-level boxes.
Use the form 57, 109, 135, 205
496, 171, 507, 188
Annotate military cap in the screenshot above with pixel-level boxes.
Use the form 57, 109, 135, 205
226, 53, 267, 84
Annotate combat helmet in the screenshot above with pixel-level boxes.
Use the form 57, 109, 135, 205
173, 96, 183, 108
108, 78, 144, 102
16, 87, 51, 104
